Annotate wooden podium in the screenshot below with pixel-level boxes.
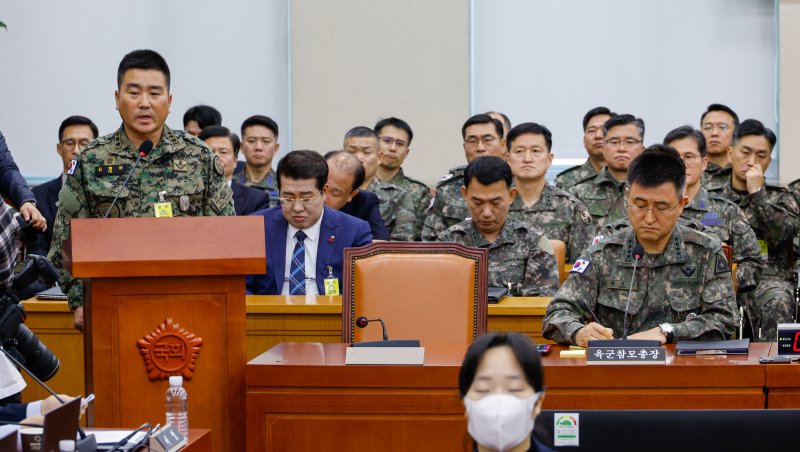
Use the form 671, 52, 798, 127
67, 217, 265, 452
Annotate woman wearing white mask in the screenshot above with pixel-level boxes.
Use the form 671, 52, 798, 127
459, 332, 553, 452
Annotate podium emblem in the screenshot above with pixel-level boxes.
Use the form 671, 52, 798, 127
138, 318, 203, 380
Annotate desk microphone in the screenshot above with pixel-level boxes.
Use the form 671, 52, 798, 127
622, 245, 644, 340
356, 316, 388, 341
103, 139, 153, 219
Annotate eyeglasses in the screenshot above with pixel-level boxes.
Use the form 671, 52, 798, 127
701, 123, 731, 133
60, 139, 92, 151
681, 153, 702, 164
278, 192, 321, 207
628, 199, 682, 217
379, 136, 408, 149
464, 135, 498, 149
605, 138, 642, 148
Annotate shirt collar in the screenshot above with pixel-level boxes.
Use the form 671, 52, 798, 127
287, 209, 324, 243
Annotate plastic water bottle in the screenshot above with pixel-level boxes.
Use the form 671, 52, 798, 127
165, 375, 189, 439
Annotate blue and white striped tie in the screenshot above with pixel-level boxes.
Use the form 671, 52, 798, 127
289, 230, 308, 295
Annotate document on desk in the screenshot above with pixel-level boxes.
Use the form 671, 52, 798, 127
675, 339, 750, 355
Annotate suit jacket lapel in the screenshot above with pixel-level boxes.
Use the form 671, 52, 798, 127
269, 211, 288, 293
317, 208, 340, 284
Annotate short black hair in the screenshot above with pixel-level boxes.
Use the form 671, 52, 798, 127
241, 115, 279, 139
58, 115, 98, 142
604, 114, 645, 141
344, 126, 377, 140
582, 106, 615, 131
462, 114, 504, 140
663, 126, 707, 157
506, 122, 553, 152
700, 104, 740, 127
628, 144, 686, 194
458, 332, 544, 398
277, 150, 328, 191
325, 150, 365, 191
733, 119, 777, 151
485, 111, 511, 132
463, 156, 513, 189
374, 117, 414, 145
183, 105, 222, 129
117, 49, 170, 89
199, 125, 241, 157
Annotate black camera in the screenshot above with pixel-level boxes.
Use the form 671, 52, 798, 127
1, 254, 61, 382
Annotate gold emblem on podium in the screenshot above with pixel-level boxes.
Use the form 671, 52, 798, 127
137, 318, 203, 381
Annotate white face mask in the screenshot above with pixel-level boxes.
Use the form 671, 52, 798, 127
464, 393, 540, 452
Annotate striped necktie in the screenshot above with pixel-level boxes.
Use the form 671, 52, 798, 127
289, 230, 308, 295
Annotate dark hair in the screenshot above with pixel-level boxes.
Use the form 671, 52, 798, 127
700, 104, 739, 127
344, 126, 377, 140
183, 105, 222, 129
58, 116, 98, 142
374, 117, 414, 145
277, 150, 328, 191
485, 111, 511, 132
732, 119, 777, 151
604, 114, 645, 140
241, 115, 279, 139
463, 156, 513, 188
117, 49, 170, 89
199, 125, 241, 157
506, 122, 553, 152
663, 126, 707, 157
458, 332, 544, 397
325, 151, 365, 191
582, 106, 615, 131
461, 114, 504, 140
628, 144, 686, 194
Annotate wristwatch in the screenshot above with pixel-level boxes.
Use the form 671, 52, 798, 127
658, 323, 675, 344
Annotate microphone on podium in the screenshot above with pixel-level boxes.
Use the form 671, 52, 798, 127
355, 316, 388, 341
622, 244, 644, 339
351, 315, 419, 348
103, 139, 154, 219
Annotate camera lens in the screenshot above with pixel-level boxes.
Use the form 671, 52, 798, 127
12, 324, 60, 381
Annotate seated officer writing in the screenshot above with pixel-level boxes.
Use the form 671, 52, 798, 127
542, 146, 737, 347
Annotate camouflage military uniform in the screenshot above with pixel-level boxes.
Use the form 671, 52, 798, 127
48, 125, 234, 310
708, 182, 800, 340
507, 182, 595, 263
542, 225, 737, 345
555, 160, 597, 190
383, 167, 432, 239
568, 167, 627, 230
365, 178, 416, 241
437, 218, 559, 296
422, 166, 469, 241
233, 166, 278, 207
701, 162, 731, 189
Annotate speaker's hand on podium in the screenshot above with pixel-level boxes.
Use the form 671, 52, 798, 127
73, 307, 84, 332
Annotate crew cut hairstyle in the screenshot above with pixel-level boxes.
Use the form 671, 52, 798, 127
374, 117, 414, 145
732, 119, 777, 151
458, 332, 544, 398
628, 144, 686, 194
603, 114, 645, 140
324, 151, 366, 191
463, 156, 513, 189
58, 116, 98, 141
241, 115, 279, 139
663, 126, 707, 157
277, 150, 328, 191
506, 122, 553, 152
117, 49, 170, 89
344, 126, 377, 140
183, 105, 222, 129
461, 114, 504, 140
198, 125, 241, 157
700, 103, 740, 127
582, 106, 615, 131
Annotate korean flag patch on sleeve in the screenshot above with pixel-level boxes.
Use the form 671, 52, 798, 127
571, 259, 591, 274
67, 159, 79, 176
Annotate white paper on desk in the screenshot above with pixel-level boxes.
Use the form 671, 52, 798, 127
90, 430, 147, 445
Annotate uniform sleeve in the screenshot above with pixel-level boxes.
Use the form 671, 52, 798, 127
413, 187, 433, 235
203, 154, 234, 216
729, 207, 763, 294
542, 251, 601, 345
421, 192, 448, 241
746, 188, 800, 245
389, 191, 418, 241
520, 235, 559, 297
567, 202, 596, 263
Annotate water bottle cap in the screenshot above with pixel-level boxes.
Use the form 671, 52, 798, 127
59, 439, 76, 451
169, 376, 183, 386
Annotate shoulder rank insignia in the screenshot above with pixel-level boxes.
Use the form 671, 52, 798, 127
571, 259, 591, 274
714, 252, 731, 274
95, 164, 130, 176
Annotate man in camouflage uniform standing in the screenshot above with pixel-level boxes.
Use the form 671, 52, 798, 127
343, 126, 416, 241
543, 147, 737, 347
708, 119, 800, 341
437, 156, 559, 296
233, 115, 280, 205
48, 49, 234, 331
699, 104, 738, 188
422, 114, 507, 241
374, 117, 431, 239
555, 106, 614, 191
570, 114, 645, 230
505, 122, 595, 263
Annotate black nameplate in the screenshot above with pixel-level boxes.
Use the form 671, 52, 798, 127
95, 164, 130, 176
587, 347, 666, 365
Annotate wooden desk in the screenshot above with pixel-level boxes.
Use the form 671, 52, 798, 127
86, 428, 212, 451
765, 343, 800, 408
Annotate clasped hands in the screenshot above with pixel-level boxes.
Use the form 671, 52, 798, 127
574, 322, 667, 348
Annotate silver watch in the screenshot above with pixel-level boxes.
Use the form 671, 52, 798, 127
658, 323, 675, 343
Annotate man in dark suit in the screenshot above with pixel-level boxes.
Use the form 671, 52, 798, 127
324, 151, 389, 240
0, 132, 46, 233
246, 150, 372, 295
29, 116, 98, 256
199, 126, 270, 215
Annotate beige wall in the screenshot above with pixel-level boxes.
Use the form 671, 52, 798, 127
779, 0, 800, 184
290, 0, 469, 186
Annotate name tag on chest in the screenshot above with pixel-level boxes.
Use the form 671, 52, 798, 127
95, 164, 130, 176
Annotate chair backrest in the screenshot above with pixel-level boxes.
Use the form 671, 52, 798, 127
550, 239, 567, 285
342, 242, 489, 345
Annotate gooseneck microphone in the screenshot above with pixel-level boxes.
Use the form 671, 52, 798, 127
622, 244, 645, 340
355, 316, 389, 341
103, 139, 153, 218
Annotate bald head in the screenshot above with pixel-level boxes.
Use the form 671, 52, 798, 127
324, 151, 366, 209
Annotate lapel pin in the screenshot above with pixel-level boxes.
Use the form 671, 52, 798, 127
328, 235, 335, 244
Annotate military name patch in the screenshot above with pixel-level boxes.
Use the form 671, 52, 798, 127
606, 279, 638, 290
701, 212, 720, 226
95, 164, 130, 176
571, 259, 590, 274
715, 252, 731, 274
